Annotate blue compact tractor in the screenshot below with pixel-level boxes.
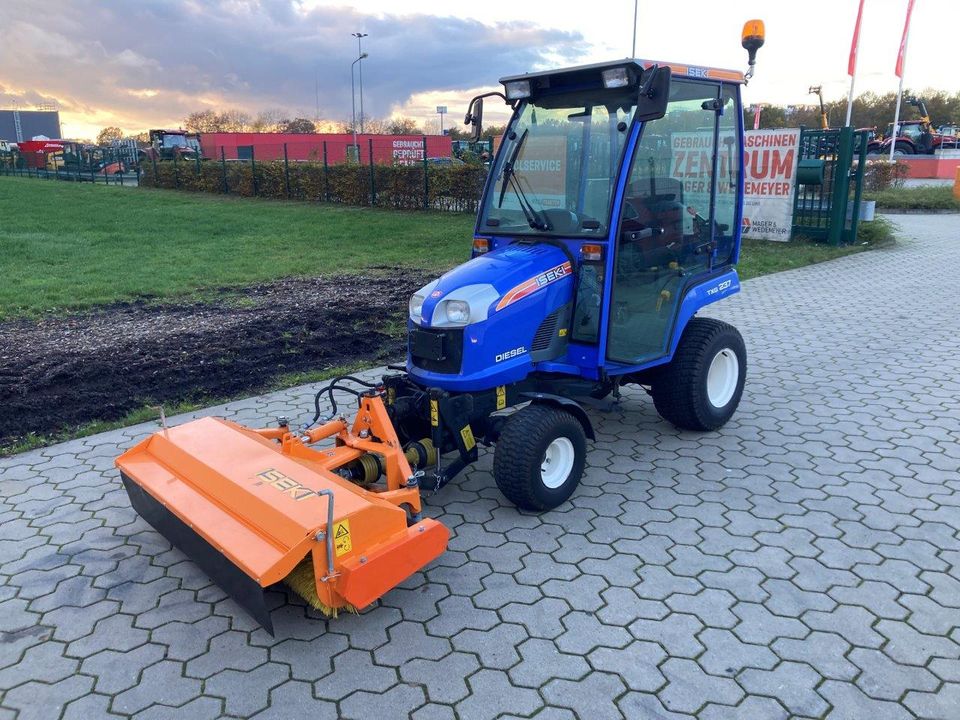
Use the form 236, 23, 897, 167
375, 24, 768, 510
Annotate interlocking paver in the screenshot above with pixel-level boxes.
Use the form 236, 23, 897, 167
2, 214, 959, 719
659, 657, 744, 714
738, 662, 827, 717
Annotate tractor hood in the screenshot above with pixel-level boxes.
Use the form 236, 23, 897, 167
411, 242, 573, 328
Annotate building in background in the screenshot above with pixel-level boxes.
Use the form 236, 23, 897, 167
0, 109, 62, 142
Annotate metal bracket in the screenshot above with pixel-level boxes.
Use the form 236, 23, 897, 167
313, 489, 338, 581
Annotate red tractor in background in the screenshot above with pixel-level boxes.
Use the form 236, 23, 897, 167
140, 129, 201, 161
868, 97, 958, 155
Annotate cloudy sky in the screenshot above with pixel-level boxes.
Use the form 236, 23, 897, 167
1, 0, 957, 140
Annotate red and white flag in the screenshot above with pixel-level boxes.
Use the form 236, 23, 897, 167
895, 0, 916, 78
848, 0, 866, 76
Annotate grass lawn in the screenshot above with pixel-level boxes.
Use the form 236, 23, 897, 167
1, 176, 888, 318
864, 185, 960, 211
0, 177, 473, 318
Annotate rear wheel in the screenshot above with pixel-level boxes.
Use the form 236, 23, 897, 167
493, 404, 586, 511
893, 141, 914, 156
651, 317, 746, 431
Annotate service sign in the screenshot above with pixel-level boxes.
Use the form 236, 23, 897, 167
502, 134, 567, 210
742, 129, 800, 241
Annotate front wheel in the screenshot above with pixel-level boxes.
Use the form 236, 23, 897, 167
493, 404, 586, 511
651, 317, 746, 431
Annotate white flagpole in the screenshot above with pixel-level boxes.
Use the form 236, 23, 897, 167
889, 22, 911, 161
845, 74, 857, 128
632, 0, 638, 57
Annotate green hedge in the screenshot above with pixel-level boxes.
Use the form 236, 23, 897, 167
140, 157, 488, 213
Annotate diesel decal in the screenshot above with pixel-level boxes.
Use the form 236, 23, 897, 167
495, 261, 572, 311
253, 468, 319, 501
495, 346, 527, 363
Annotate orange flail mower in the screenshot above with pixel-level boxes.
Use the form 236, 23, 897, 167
116, 393, 447, 633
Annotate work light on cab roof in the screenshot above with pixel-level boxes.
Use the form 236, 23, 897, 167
116, 19, 766, 633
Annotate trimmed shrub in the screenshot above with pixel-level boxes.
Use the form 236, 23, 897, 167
140, 157, 488, 213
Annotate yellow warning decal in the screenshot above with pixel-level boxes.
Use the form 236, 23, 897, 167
460, 425, 476, 451
496, 385, 506, 410
430, 399, 439, 427
559, 328, 568, 337
333, 519, 352, 556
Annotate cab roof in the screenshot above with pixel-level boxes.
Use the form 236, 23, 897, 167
500, 58, 744, 89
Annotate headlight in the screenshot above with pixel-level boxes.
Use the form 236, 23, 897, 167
444, 300, 470, 325
409, 293, 425, 321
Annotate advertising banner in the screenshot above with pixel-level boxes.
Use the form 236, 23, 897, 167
742, 128, 800, 241
671, 128, 800, 241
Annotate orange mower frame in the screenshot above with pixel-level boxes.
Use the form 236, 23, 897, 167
116, 394, 448, 633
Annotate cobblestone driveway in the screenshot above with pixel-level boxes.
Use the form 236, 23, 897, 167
2, 214, 959, 719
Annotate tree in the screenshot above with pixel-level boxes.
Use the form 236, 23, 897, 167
278, 117, 316, 134
387, 117, 421, 135
250, 109, 285, 133
96, 126, 123, 145
183, 109, 252, 133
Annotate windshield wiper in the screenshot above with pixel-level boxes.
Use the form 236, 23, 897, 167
496, 129, 551, 231
509, 172, 551, 231
497, 129, 528, 209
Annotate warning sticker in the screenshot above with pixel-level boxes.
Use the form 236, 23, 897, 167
460, 424, 476, 452
333, 519, 352, 556
496, 385, 506, 410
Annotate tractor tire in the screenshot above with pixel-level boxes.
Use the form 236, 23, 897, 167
493, 404, 586, 511
651, 317, 746, 431
893, 141, 914, 156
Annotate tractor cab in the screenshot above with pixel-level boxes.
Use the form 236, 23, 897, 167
411, 57, 748, 391
144, 129, 201, 161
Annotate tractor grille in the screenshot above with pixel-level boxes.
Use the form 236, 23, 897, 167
531, 310, 560, 351
410, 327, 464, 374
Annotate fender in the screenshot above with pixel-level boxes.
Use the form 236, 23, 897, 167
519, 392, 595, 441
666, 268, 740, 358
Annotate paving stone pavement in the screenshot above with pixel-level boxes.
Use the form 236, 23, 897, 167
2, 213, 959, 719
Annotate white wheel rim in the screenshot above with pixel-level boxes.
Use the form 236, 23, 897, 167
706, 348, 739, 409
540, 437, 575, 489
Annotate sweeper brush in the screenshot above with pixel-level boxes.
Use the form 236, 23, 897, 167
116, 392, 447, 633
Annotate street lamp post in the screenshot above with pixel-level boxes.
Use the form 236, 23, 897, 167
436, 106, 447, 135
350, 52, 368, 161
352, 32, 368, 133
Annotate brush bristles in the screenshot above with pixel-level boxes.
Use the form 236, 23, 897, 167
283, 560, 356, 618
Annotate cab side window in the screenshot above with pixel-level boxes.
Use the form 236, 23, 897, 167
714, 84, 740, 266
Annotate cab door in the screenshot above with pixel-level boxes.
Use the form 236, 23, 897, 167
606, 80, 730, 365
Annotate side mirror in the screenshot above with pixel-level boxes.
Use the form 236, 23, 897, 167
741, 19, 765, 80
635, 66, 671, 123
465, 97, 484, 142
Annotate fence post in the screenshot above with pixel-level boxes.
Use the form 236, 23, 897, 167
847, 130, 869, 245
322, 141, 330, 202
173, 151, 180, 189
54, 153, 60, 181
828, 126, 853, 246
195, 151, 201, 186
422, 135, 429, 210
250, 147, 257, 196
368, 138, 376, 206
220, 147, 228, 193
283, 143, 291, 199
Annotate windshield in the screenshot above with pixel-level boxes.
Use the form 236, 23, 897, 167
479, 89, 637, 237
162, 134, 188, 148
